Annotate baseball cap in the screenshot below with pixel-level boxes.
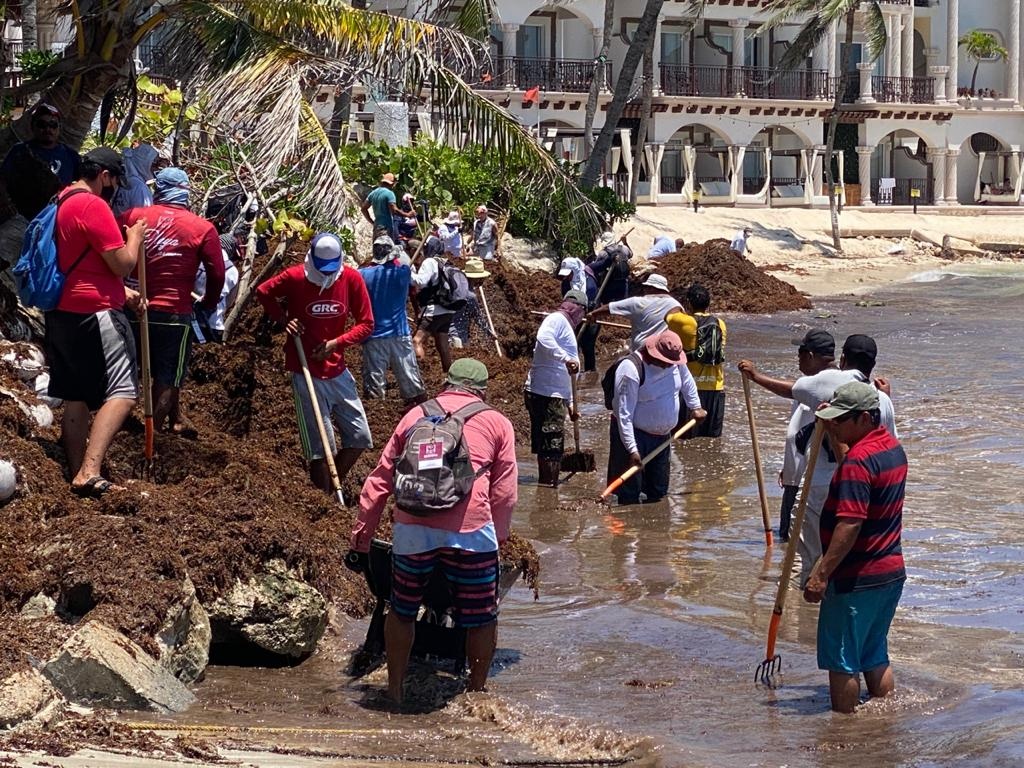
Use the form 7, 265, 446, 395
31, 103, 61, 121
380, 172, 396, 185
643, 330, 686, 366
598, 231, 616, 247
310, 233, 343, 273
446, 358, 489, 391
557, 258, 574, 277
642, 273, 669, 292
563, 289, 588, 306
83, 146, 126, 180
842, 334, 878, 362
816, 381, 880, 421
791, 329, 835, 357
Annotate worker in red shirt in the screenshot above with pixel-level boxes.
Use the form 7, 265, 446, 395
256, 233, 375, 493
120, 167, 224, 436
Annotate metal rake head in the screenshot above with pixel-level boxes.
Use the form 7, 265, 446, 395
755, 654, 782, 688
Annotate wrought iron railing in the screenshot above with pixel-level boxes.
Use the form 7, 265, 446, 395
871, 75, 935, 104
872, 177, 933, 205
474, 56, 612, 93
659, 63, 832, 100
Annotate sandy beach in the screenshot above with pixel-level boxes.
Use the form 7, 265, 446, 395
616, 205, 1024, 296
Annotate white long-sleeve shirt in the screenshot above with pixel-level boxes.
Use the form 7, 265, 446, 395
524, 311, 578, 400
614, 357, 700, 454
412, 256, 454, 317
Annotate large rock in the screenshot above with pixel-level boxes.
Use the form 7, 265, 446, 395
43, 620, 195, 713
206, 559, 327, 661
0, 669, 65, 729
155, 575, 211, 684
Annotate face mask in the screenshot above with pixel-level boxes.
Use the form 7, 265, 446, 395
100, 182, 116, 204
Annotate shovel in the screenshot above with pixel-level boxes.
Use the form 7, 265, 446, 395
599, 418, 696, 500
755, 421, 824, 688
561, 375, 595, 474
136, 241, 157, 480
742, 376, 774, 549
576, 226, 635, 342
477, 286, 503, 358
293, 335, 345, 506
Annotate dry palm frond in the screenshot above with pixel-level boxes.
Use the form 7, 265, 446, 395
761, 0, 888, 68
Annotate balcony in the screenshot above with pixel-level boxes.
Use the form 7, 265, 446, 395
659, 64, 833, 101
476, 56, 612, 94
871, 75, 935, 104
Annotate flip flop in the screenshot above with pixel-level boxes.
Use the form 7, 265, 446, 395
71, 477, 122, 498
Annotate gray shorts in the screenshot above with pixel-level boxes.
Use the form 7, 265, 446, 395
45, 308, 138, 411
291, 369, 372, 459
361, 336, 425, 400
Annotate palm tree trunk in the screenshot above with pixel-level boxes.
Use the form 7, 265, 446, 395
580, 0, 664, 190
970, 62, 979, 94
328, 0, 368, 152
22, 0, 37, 51
629, 33, 655, 203
824, 10, 856, 254
583, 0, 614, 157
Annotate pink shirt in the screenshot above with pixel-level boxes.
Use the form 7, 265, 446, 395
351, 390, 518, 553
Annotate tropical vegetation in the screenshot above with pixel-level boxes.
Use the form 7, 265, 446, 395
958, 30, 1009, 95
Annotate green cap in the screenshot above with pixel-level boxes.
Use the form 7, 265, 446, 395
816, 381, 880, 421
446, 358, 489, 391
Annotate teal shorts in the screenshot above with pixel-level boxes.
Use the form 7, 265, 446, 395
817, 579, 904, 675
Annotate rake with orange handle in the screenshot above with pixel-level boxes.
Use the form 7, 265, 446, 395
598, 418, 696, 501
755, 421, 824, 687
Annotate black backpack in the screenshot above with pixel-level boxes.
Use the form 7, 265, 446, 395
692, 314, 724, 366
433, 259, 472, 311
601, 352, 646, 409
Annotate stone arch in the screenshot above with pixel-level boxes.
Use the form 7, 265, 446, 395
504, 1, 602, 34
870, 128, 932, 204
658, 123, 735, 196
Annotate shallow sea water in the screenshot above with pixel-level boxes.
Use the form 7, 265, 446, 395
163, 267, 1024, 767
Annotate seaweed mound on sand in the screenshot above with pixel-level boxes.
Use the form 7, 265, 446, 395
655, 239, 812, 313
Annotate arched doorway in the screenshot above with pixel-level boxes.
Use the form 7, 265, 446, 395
961, 132, 1021, 205
872, 129, 931, 205
659, 123, 732, 200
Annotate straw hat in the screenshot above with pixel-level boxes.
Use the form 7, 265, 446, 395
464, 257, 490, 279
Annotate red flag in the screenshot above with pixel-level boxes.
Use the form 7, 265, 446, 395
522, 86, 540, 106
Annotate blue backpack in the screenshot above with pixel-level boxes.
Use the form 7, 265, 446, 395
13, 188, 90, 311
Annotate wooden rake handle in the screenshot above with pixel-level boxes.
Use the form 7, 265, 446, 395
742, 376, 773, 548
293, 336, 345, 505
763, 421, 824, 661
600, 419, 696, 500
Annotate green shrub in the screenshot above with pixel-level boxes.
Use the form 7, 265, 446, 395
16, 50, 58, 80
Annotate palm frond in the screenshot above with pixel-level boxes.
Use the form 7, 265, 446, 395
861, 2, 888, 63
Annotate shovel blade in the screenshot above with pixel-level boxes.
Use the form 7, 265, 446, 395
754, 654, 782, 688
560, 451, 596, 473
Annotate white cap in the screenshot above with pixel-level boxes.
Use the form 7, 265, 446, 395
598, 231, 615, 246
557, 258, 573, 277
445, 210, 462, 225
642, 273, 669, 292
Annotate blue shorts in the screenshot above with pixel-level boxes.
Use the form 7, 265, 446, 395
817, 579, 904, 675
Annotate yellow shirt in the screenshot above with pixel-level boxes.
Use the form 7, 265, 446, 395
666, 310, 726, 391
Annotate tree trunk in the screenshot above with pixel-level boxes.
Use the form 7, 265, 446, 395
824, 11, 856, 254
629, 32, 655, 204
580, 0, 664, 189
22, 0, 37, 51
328, 0, 368, 152
583, 0, 614, 157
970, 61, 979, 93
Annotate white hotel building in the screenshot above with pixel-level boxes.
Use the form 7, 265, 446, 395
359, 0, 1024, 208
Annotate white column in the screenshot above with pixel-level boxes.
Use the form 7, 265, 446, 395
592, 26, 603, 58
930, 65, 949, 103
502, 23, 520, 88
652, 20, 663, 96
945, 148, 960, 205
927, 148, 947, 205
730, 18, 747, 96
857, 62, 876, 103
947, 0, 959, 102
901, 11, 914, 80
1010, 0, 1021, 105
826, 22, 838, 79
857, 146, 874, 206
891, 15, 903, 79
885, 14, 898, 78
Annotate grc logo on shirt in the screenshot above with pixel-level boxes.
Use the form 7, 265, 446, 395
307, 300, 344, 318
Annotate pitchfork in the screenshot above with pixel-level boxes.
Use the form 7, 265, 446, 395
136, 241, 158, 481
755, 421, 824, 688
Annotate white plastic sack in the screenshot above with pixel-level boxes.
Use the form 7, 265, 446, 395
0, 460, 15, 502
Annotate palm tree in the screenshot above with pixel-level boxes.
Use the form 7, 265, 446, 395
583, 0, 614, 157
580, 0, 665, 189
959, 30, 1009, 95
758, 0, 887, 253
3, 0, 601, 238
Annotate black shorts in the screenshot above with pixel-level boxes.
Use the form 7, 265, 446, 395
524, 390, 566, 457
417, 313, 454, 334
45, 308, 138, 411
132, 310, 193, 388
681, 389, 725, 439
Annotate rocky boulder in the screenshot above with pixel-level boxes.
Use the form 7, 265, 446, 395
206, 559, 327, 662
155, 575, 211, 684
43, 620, 195, 713
0, 668, 65, 729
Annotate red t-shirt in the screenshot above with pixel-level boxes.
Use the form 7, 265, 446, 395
255, 264, 374, 379
55, 188, 126, 313
120, 204, 224, 315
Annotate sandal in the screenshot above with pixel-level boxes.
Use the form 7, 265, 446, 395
71, 477, 122, 498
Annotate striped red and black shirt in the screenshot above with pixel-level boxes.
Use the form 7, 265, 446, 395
820, 426, 907, 593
